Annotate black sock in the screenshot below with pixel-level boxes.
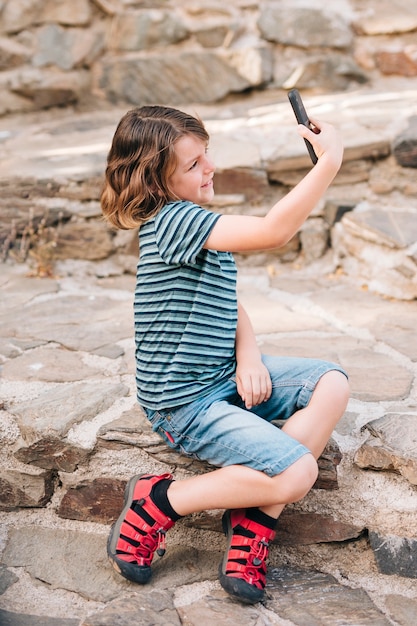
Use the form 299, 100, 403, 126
246, 507, 277, 530
151, 478, 183, 521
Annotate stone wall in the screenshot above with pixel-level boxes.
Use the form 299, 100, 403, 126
1, 0, 417, 116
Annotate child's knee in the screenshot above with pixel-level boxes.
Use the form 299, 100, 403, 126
324, 369, 350, 399
274, 453, 318, 503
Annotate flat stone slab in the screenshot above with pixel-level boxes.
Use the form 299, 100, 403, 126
260, 334, 413, 402
0, 612, 78, 626
81, 590, 181, 626
2, 526, 221, 603
265, 566, 392, 625
343, 207, 417, 249
0, 293, 134, 353
385, 594, 417, 626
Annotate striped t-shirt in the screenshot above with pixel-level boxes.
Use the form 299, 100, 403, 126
134, 200, 238, 410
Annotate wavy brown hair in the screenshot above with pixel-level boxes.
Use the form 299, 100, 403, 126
101, 105, 209, 229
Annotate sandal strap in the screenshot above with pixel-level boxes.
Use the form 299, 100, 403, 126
223, 509, 276, 590
114, 473, 174, 567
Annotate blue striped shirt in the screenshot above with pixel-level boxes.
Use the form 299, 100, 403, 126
134, 201, 238, 410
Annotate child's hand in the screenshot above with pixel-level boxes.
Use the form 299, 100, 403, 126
235, 359, 272, 410
298, 119, 344, 171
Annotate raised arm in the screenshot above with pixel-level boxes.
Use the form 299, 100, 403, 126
204, 119, 343, 252
235, 301, 272, 409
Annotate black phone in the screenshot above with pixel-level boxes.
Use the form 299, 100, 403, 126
287, 89, 319, 164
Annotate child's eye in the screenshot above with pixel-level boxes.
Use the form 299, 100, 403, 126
188, 160, 198, 170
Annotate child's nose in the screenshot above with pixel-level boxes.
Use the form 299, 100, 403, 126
205, 155, 215, 172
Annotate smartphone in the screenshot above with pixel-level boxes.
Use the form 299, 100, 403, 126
287, 89, 319, 164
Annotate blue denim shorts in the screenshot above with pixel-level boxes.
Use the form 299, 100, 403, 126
143, 355, 347, 477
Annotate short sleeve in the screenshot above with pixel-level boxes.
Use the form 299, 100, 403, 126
154, 201, 221, 265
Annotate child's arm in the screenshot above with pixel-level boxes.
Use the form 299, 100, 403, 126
235, 301, 272, 409
204, 119, 343, 252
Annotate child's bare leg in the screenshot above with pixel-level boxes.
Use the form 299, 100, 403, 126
107, 369, 348, 603
168, 370, 349, 519
167, 452, 317, 516
280, 369, 349, 458
261, 369, 349, 517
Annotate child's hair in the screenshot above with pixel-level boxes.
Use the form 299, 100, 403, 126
101, 105, 209, 230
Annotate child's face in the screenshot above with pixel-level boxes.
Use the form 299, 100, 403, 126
168, 134, 215, 205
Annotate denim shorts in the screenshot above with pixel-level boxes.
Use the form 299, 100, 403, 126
143, 355, 347, 477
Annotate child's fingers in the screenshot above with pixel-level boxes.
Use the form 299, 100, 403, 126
297, 124, 318, 142
308, 117, 322, 133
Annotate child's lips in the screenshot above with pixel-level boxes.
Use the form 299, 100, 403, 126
202, 178, 213, 188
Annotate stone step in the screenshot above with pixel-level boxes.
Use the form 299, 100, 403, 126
1, 85, 417, 298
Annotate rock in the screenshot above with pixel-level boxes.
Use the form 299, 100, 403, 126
1, 0, 44, 34
355, 413, 417, 485
267, 128, 390, 176
81, 590, 182, 626
41, 0, 92, 27
0, 273, 59, 313
0, 611, 79, 626
11, 382, 129, 442
258, 2, 353, 49
0, 36, 31, 70
176, 590, 262, 626
0, 563, 18, 595
0, 197, 71, 251
393, 116, 417, 168
91, 0, 118, 17
281, 52, 368, 92
2, 526, 221, 602
0, 87, 33, 116
191, 21, 236, 49
96, 47, 271, 106
369, 532, 417, 579
54, 220, 114, 260
376, 46, 417, 78
314, 438, 342, 489
2, 527, 123, 603
109, 9, 188, 51
1, 344, 103, 382
14, 438, 91, 472
10, 66, 90, 108
352, 0, 417, 35
184, 508, 363, 546
58, 477, 126, 523
266, 566, 392, 625
333, 204, 417, 300
261, 334, 413, 403
212, 168, 269, 203
0, 468, 55, 510
299, 217, 330, 263
97, 408, 214, 472
0, 294, 134, 352
33, 24, 106, 71
275, 510, 364, 545
385, 594, 417, 626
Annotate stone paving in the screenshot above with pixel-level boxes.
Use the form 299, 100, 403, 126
1, 254, 417, 625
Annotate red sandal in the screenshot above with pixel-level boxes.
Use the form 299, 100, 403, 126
107, 473, 175, 584
219, 509, 276, 604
